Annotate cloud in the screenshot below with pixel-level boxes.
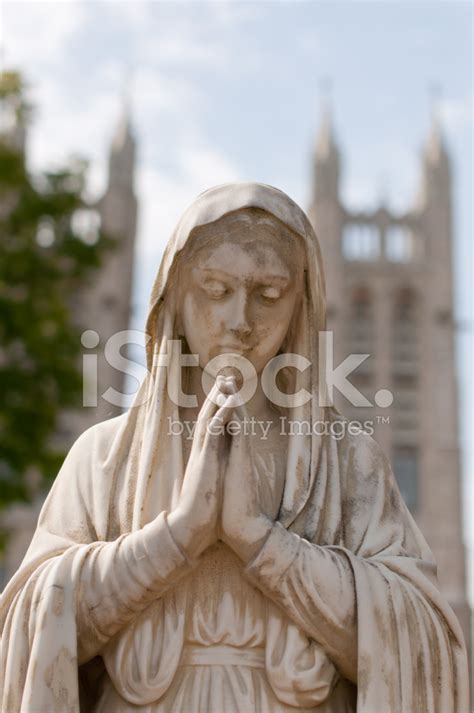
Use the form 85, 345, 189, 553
139, 26, 223, 68
3, 2, 86, 69
134, 2, 264, 76
298, 30, 325, 62
3, 2, 113, 194
24, 74, 117, 197
137, 142, 241, 261
203, 1, 263, 29
134, 66, 202, 121
182, 144, 240, 188
2, 0, 260, 205
94, 1, 151, 31
439, 95, 473, 135
343, 140, 418, 212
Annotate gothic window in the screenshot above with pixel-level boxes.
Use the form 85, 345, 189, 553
385, 225, 414, 262
342, 223, 380, 261
351, 287, 372, 328
392, 387, 418, 435
392, 289, 419, 450
393, 447, 418, 511
102, 295, 119, 310
392, 288, 418, 380
348, 287, 373, 379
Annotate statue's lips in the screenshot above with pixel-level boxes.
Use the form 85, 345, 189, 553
217, 344, 252, 354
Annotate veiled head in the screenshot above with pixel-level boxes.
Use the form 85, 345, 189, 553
176, 207, 306, 376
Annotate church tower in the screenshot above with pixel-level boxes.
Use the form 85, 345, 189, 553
309, 96, 470, 646
92, 101, 138, 420
62, 100, 138, 438
1, 99, 139, 582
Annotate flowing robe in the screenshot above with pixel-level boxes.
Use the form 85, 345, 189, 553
0, 410, 468, 712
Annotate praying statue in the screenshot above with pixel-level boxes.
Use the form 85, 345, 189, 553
0, 183, 468, 712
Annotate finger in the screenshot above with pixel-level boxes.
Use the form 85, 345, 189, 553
219, 378, 250, 424
201, 375, 241, 420
217, 376, 237, 395
193, 382, 224, 444
198, 377, 228, 424
229, 392, 248, 422
212, 393, 243, 427
204, 395, 241, 440
198, 386, 238, 445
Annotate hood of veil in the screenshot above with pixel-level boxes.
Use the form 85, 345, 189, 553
114, 182, 329, 533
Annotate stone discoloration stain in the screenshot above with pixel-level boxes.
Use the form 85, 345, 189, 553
44, 646, 78, 713
51, 585, 65, 616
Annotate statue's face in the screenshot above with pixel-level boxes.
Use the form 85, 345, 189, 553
179, 211, 304, 377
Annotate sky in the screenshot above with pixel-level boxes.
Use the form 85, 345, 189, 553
1, 0, 473, 590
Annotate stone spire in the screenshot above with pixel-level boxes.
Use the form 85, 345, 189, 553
75, 89, 139, 428
423, 85, 449, 167
314, 80, 339, 162
313, 79, 340, 203
107, 93, 136, 192
416, 86, 451, 210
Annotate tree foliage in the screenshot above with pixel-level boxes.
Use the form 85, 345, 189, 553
0, 71, 113, 507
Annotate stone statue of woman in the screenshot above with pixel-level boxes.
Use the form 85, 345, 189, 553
0, 183, 468, 712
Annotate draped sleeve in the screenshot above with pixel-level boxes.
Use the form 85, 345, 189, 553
244, 432, 469, 712
0, 417, 194, 713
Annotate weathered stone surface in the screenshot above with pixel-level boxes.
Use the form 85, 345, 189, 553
0, 184, 469, 711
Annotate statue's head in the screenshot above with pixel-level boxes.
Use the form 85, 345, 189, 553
144, 183, 326, 407
175, 207, 306, 377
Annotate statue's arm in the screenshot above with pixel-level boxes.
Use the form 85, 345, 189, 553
244, 524, 358, 683
238, 434, 408, 684
76, 510, 193, 664
61, 378, 233, 664
242, 431, 460, 690
15, 421, 194, 665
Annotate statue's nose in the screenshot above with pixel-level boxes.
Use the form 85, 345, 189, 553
230, 322, 252, 340
228, 289, 252, 339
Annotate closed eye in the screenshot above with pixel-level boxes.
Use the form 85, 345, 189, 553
202, 279, 229, 299
260, 285, 282, 302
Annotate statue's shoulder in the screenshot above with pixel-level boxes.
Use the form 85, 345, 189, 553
80, 412, 128, 442
65, 412, 129, 467
329, 411, 392, 491
343, 429, 389, 468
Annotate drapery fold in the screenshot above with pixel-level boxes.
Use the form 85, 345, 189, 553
245, 430, 469, 711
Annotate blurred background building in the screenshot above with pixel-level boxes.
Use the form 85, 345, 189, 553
62, 103, 138, 438
309, 98, 470, 645
0, 99, 138, 580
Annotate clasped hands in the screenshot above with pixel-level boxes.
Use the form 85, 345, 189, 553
167, 374, 273, 565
